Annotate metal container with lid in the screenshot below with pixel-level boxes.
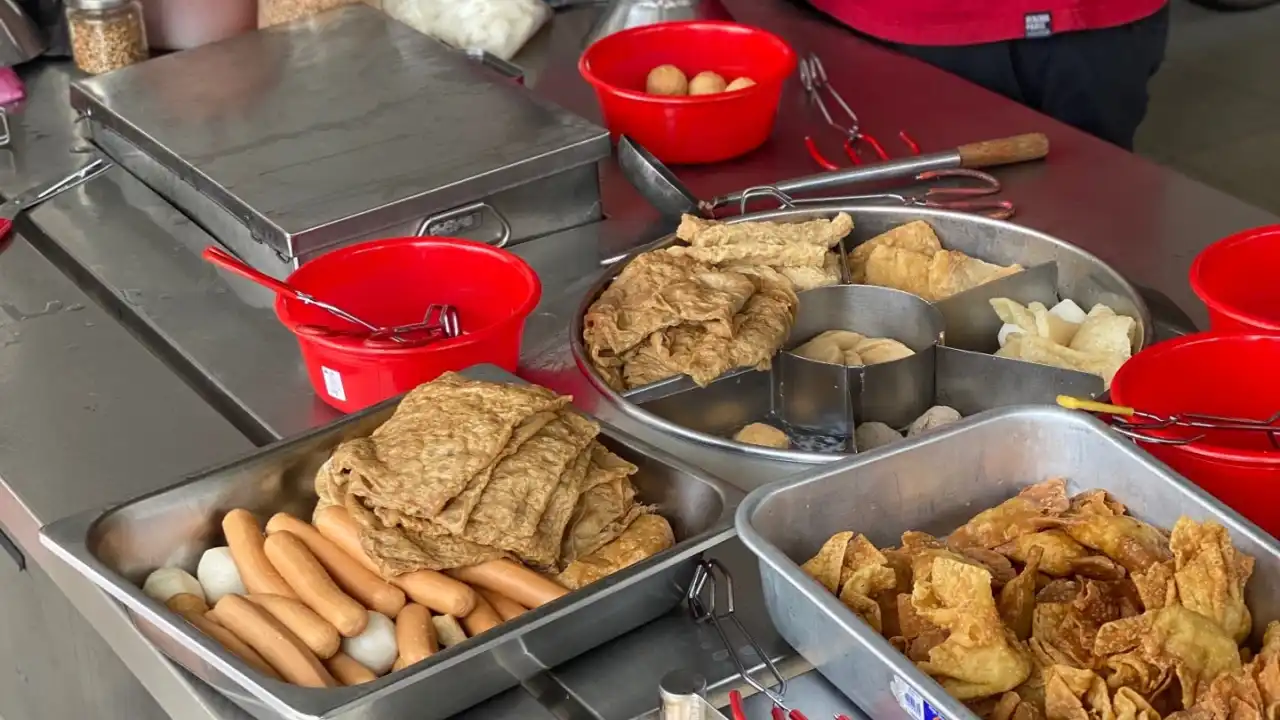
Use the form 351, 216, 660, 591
70, 4, 610, 279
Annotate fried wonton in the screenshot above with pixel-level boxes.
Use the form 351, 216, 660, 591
913, 558, 1032, 700
1061, 512, 1172, 575
1095, 605, 1243, 709
948, 478, 1070, 550
1169, 518, 1254, 643
1000, 546, 1043, 641
996, 530, 1127, 580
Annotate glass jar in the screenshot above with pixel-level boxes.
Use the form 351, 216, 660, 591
67, 0, 150, 75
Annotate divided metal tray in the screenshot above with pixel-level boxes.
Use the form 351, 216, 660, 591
570, 205, 1154, 463
736, 405, 1280, 720
39, 365, 741, 720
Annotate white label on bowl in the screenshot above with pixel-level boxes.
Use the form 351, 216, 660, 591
891, 676, 949, 720
321, 366, 346, 402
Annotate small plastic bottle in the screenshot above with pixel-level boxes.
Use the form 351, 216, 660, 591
66, 0, 149, 75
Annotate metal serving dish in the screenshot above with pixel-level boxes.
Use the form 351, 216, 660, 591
736, 405, 1280, 720
39, 365, 741, 720
570, 205, 1154, 464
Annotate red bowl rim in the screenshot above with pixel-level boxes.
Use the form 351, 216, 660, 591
578, 21, 798, 106
1190, 224, 1280, 331
275, 237, 542, 357
1111, 331, 1280, 465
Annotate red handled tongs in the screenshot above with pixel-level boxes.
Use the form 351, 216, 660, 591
799, 53, 920, 170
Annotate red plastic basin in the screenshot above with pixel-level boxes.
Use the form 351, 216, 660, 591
1110, 332, 1280, 537
1190, 224, 1280, 334
579, 21, 797, 165
275, 237, 540, 413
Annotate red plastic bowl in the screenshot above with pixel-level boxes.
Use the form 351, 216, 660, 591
1190, 224, 1280, 334
275, 237, 541, 413
1110, 332, 1280, 536
579, 21, 797, 165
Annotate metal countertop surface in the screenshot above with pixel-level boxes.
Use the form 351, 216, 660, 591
0, 0, 1276, 718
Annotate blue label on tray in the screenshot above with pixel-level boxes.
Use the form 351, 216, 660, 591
891, 676, 949, 720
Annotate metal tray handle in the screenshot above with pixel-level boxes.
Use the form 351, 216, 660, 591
415, 201, 513, 248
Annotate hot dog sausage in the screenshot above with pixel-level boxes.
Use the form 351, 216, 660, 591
447, 560, 567, 609
266, 512, 406, 618
475, 588, 527, 622
263, 531, 368, 638
460, 594, 503, 638
313, 506, 478, 617
222, 509, 298, 599
324, 651, 377, 686
246, 594, 341, 659
394, 603, 437, 667
211, 595, 336, 687
171, 601, 280, 681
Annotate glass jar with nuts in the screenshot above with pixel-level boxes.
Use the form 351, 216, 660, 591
67, 0, 149, 75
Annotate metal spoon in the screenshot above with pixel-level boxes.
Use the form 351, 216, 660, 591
615, 133, 1049, 219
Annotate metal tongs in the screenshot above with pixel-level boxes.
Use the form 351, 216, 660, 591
799, 53, 919, 169
201, 246, 461, 348
735, 167, 1016, 220
1058, 395, 1280, 448
0, 157, 111, 242
689, 560, 840, 720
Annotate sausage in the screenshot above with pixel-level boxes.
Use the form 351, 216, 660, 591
222, 509, 298, 600
324, 651, 377, 686
210, 595, 336, 687
263, 531, 368, 638
460, 595, 503, 638
165, 592, 210, 616
313, 506, 478, 617
172, 602, 280, 681
394, 604, 437, 666
447, 560, 568, 609
431, 615, 467, 648
246, 594, 341, 660
476, 588, 527, 622
265, 513, 406, 618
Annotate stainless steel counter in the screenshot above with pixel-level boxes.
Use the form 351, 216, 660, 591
1, 0, 1276, 718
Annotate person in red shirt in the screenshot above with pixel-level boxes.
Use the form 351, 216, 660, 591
805, 0, 1170, 151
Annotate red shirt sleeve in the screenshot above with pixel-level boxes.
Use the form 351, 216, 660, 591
808, 0, 1168, 46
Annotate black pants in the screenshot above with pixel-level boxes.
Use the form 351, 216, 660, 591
887, 5, 1171, 151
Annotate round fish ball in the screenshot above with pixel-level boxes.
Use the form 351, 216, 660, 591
733, 422, 790, 449
646, 64, 688, 96
342, 611, 398, 676
143, 567, 205, 605
907, 406, 963, 437
688, 71, 727, 95
725, 77, 756, 92
197, 546, 246, 604
854, 422, 903, 452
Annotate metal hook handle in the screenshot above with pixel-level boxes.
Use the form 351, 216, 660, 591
416, 201, 513, 248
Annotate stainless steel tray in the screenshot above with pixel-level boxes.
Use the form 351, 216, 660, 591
570, 205, 1154, 464
735, 405, 1280, 720
39, 365, 741, 720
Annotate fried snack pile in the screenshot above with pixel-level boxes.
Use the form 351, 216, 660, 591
800, 478, 1275, 720
315, 373, 674, 589
584, 214, 855, 391
848, 220, 1023, 301
992, 298, 1137, 388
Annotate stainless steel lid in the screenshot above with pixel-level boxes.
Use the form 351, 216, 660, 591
70, 4, 609, 261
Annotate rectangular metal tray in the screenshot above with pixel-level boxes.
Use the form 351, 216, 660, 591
72, 5, 608, 276
40, 365, 741, 720
736, 406, 1280, 720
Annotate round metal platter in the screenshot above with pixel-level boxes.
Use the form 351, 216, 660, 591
571, 205, 1155, 464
